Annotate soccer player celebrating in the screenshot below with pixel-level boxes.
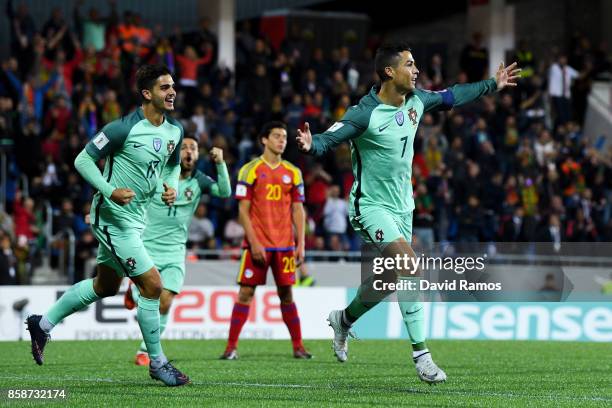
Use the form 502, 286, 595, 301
221, 121, 312, 360
124, 139, 231, 366
26, 64, 191, 386
296, 43, 520, 383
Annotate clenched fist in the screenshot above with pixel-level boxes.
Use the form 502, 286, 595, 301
210, 147, 224, 163
162, 182, 177, 206
110, 188, 136, 206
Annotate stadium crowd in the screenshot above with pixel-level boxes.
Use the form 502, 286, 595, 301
1, 1, 611, 284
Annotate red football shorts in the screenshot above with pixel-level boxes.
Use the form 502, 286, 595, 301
237, 249, 296, 286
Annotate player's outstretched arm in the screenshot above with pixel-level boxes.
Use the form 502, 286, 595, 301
418, 62, 521, 112
296, 113, 365, 156
74, 149, 135, 205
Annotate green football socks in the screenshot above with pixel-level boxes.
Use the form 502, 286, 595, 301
139, 313, 168, 353
137, 296, 166, 362
44, 279, 101, 327
344, 275, 392, 323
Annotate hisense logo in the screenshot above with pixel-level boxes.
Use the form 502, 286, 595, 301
386, 303, 612, 342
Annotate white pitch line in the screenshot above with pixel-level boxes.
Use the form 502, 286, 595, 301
0, 375, 609, 402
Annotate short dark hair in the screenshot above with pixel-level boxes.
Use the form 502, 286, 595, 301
183, 134, 199, 143
135, 64, 171, 101
259, 121, 287, 143
374, 42, 412, 82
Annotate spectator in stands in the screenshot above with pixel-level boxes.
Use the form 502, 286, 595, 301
534, 129, 556, 168
176, 44, 213, 110
188, 203, 215, 251
12, 191, 33, 236
305, 163, 332, 224
536, 214, 563, 251
322, 185, 348, 243
513, 39, 536, 81
2, 58, 60, 127
250, 63, 273, 111
53, 198, 76, 234
457, 195, 484, 242
223, 216, 245, 248
190, 104, 208, 142
413, 182, 435, 247
6, 0, 36, 71
460, 32, 489, 82
0, 230, 18, 285
427, 53, 446, 90
185, 16, 218, 65
548, 53, 578, 129
73, 0, 118, 52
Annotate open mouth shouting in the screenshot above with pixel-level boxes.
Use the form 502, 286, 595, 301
164, 95, 175, 109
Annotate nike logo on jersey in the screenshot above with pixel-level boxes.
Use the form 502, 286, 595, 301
132, 143, 145, 148
379, 123, 391, 132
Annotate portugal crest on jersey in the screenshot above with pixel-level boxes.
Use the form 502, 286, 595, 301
153, 138, 162, 152
408, 108, 418, 125
395, 111, 404, 126
185, 187, 193, 200
167, 139, 176, 154
126, 257, 137, 272
375, 229, 384, 242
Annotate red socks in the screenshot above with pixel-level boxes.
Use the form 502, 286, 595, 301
227, 303, 250, 350
280, 302, 303, 350
226, 302, 304, 351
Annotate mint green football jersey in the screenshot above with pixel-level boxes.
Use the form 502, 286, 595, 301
142, 165, 230, 249
309, 80, 497, 216
85, 108, 183, 229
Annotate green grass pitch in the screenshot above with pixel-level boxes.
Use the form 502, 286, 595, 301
0, 339, 610, 407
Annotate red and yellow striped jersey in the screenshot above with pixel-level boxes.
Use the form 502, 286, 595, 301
235, 157, 305, 249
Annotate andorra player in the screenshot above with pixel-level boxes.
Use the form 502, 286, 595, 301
220, 121, 312, 360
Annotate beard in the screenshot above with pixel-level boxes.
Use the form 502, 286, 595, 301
152, 95, 173, 112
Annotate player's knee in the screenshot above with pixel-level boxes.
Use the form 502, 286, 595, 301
93, 279, 119, 298
277, 286, 293, 304
237, 286, 255, 304
137, 268, 163, 298
148, 282, 163, 299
